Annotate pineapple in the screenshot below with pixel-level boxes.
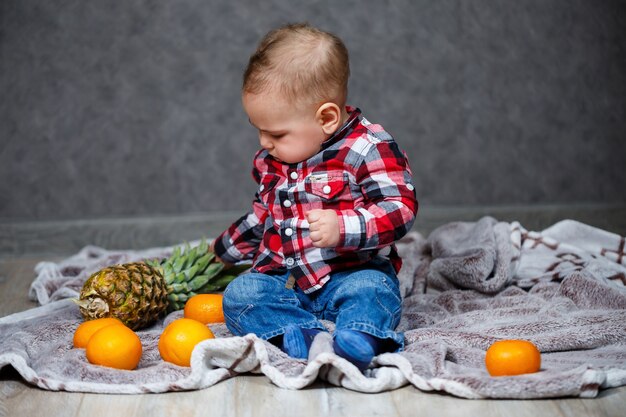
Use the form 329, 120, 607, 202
76, 240, 248, 330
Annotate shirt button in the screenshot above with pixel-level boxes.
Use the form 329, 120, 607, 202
290, 171, 298, 180
285, 227, 293, 237
259, 184, 265, 192
285, 257, 295, 266
322, 185, 332, 194
406, 184, 414, 191
283, 200, 292, 208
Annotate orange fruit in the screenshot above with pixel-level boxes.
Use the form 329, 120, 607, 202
485, 339, 541, 376
73, 317, 124, 348
158, 318, 215, 367
86, 324, 142, 370
184, 294, 225, 324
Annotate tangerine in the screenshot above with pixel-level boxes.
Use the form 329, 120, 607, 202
485, 339, 541, 376
73, 317, 124, 348
184, 294, 225, 324
86, 324, 142, 370
159, 318, 215, 367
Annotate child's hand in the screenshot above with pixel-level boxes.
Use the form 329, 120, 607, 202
306, 209, 340, 248
210, 240, 234, 270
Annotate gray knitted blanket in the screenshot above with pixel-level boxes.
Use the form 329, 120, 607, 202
1, 217, 625, 398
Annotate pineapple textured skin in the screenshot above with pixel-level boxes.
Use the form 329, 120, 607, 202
77, 240, 249, 330
78, 263, 169, 330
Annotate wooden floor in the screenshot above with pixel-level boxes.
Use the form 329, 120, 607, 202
2, 206, 626, 417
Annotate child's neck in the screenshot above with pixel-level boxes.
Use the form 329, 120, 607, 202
341, 107, 350, 124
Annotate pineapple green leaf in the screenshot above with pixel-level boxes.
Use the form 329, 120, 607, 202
183, 264, 199, 281
174, 272, 186, 283
195, 253, 211, 272
172, 255, 187, 273
185, 248, 198, 268
188, 275, 210, 291
163, 263, 174, 277
195, 264, 250, 293
203, 263, 225, 280
212, 274, 239, 287
216, 264, 252, 281
197, 239, 209, 255
168, 300, 183, 311
196, 284, 220, 293
145, 259, 158, 268
205, 251, 216, 265
169, 283, 187, 293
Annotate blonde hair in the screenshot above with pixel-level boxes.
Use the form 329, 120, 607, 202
243, 23, 350, 108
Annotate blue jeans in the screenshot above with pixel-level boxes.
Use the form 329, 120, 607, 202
222, 257, 404, 351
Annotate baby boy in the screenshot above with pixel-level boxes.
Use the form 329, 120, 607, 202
213, 23, 418, 371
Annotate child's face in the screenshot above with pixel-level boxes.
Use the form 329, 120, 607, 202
242, 91, 329, 164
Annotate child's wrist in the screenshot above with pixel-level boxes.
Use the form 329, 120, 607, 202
210, 239, 238, 268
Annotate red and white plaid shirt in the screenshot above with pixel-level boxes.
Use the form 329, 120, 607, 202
214, 107, 418, 293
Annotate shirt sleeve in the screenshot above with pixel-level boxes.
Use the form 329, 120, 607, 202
336, 140, 418, 251
213, 165, 267, 264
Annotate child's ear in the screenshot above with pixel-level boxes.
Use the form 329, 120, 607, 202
316, 103, 342, 135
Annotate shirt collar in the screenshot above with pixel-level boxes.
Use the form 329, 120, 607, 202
320, 106, 361, 150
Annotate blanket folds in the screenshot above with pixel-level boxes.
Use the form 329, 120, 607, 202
1, 217, 625, 398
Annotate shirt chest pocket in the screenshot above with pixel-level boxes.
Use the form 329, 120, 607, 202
304, 172, 351, 201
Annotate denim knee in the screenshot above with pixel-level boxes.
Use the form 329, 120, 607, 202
222, 271, 324, 340
222, 272, 273, 335
224, 272, 271, 306
326, 267, 404, 349
329, 270, 401, 314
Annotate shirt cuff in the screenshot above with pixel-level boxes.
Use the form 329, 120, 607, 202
212, 233, 243, 264
336, 209, 366, 250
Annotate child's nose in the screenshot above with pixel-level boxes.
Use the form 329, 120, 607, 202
259, 133, 273, 150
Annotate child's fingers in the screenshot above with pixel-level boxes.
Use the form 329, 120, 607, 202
310, 235, 326, 247
306, 209, 322, 223
310, 229, 326, 243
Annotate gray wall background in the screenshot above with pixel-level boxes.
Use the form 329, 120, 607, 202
1, 0, 625, 222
